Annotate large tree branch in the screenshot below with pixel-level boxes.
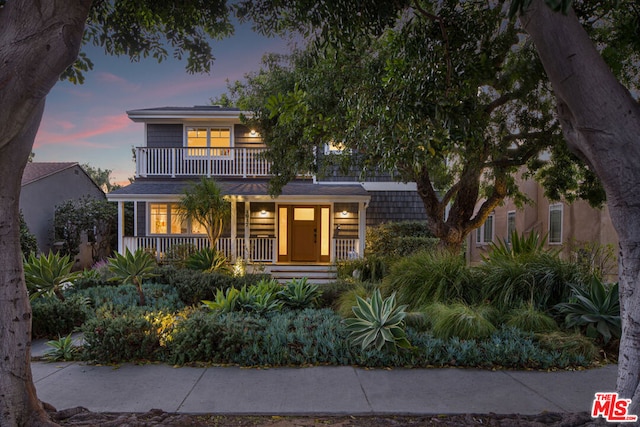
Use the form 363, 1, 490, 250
411, 1, 452, 92
0, 0, 91, 151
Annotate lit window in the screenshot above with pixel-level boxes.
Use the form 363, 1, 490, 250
149, 203, 205, 235
549, 204, 563, 244
324, 140, 347, 155
186, 126, 231, 156
476, 213, 494, 245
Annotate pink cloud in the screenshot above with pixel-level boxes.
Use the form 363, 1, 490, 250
35, 114, 134, 148
95, 72, 140, 92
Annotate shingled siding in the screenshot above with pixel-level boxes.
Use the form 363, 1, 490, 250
146, 124, 183, 148
136, 202, 146, 236
366, 191, 427, 226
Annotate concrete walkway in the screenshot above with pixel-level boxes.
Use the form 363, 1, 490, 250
31, 338, 617, 415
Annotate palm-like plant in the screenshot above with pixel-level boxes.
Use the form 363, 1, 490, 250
107, 249, 157, 306
202, 287, 240, 313
344, 289, 411, 352
176, 177, 230, 248
24, 251, 81, 301
555, 276, 621, 344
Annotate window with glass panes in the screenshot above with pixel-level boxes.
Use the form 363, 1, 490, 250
185, 126, 231, 156
149, 203, 206, 235
549, 204, 563, 244
476, 213, 494, 244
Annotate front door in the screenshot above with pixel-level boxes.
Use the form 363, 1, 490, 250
291, 207, 317, 262
278, 205, 330, 263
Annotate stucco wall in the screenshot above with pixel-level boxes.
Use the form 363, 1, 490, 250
20, 165, 105, 256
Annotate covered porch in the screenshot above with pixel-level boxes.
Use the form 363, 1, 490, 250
107, 179, 370, 269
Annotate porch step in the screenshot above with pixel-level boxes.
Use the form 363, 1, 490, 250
265, 265, 337, 285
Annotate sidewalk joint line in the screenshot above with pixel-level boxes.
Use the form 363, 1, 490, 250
353, 368, 374, 414
501, 371, 568, 412
176, 367, 208, 412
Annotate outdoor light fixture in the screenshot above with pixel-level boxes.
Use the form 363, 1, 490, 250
250, 129, 258, 137
341, 210, 348, 216
260, 209, 267, 216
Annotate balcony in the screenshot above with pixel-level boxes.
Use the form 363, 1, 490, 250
135, 147, 271, 178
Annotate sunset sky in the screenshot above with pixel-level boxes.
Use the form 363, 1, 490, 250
33, 22, 294, 186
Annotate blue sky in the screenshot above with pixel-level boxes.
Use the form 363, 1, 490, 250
34, 22, 294, 186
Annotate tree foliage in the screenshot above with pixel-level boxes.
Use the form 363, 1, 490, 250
54, 196, 117, 262
81, 163, 121, 193
19, 211, 38, 258
176, 177, 230, 248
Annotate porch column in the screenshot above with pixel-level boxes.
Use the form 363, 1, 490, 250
358, 201, 367, 258
117, 201, 124, 254
133, 202, 138, 236
230, 198, 237, 262
244, 201, 251, 261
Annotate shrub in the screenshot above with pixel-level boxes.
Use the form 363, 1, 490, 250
336, 255, 389, 282
316, 279, 353, 309
81, 308, 168, 363
159, 268, 236, 306
163, 243, 197, 268
554, 277, 620, 344
75, 283, 183, 312
202, 287, 240, 313
73, 263, 115, 289
366, 221, 436, 257
429, 302, 497, 340
504, 304, 559, 333
167, 310, 266, 365
479, 252, 583, 311
31, 295, 89, 338
384, 251, 478, 309
344, 290, 411, 351
19, 211, 38, 258
535, 331, 599, 361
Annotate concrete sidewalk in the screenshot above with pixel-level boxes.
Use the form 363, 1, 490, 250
31, 336, 617, 416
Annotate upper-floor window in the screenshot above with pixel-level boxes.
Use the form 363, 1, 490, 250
506, 211, 516, 243
149, 203, 206, 235
324, 140, 348, 155
476, 213, 494, 245
549, 203, 563, 244
185, 126, 231, 157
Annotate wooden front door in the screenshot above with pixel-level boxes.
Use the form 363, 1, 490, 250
291, 207, 317, 262
278, 205, 330, 263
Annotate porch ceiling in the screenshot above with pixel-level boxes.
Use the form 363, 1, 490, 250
106, 179, 370, 202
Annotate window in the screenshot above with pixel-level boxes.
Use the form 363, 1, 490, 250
476, 213, 494, 245
324, 140, 347, 155
549, 204, 563, 244
506, 211, 516, 243
149, 203, 205, 235
185, 126, 231, 156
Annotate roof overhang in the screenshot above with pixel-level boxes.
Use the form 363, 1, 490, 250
126, 106, 253, 123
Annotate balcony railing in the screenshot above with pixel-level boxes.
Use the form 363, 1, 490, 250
135, 147, 271, 178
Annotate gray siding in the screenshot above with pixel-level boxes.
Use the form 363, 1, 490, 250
136, 202, 146, 236
366, 191, 427, 226
146, 124, 183, 148
234, 124, 266, 149
316, 151, 397, 183
20, 165, 105, 253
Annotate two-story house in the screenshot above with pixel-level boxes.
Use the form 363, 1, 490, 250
107, 106, 427, 281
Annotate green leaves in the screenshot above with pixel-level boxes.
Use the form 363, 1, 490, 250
185, 248, 230, 274
24, 251, 81, 301
108, 249, 158, 306
344, 290, 411, 352
177, 178, 230, 247
278, 277, 322, 309
555, 277, 621, 344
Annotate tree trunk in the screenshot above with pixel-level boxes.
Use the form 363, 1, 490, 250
0, 1, 91, 425
521, 0, 640, 414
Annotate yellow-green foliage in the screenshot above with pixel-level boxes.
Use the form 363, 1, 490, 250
429, 302, 497, 340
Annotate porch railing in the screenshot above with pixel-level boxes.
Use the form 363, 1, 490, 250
123, 236, 359, 263
135, 147, 271, 178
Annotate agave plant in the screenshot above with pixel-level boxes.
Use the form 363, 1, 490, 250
44, 333, 78, 361
185, 248, 231, 274
24, 251, 81, 301
107, 249, 158, 306
202, 287, 240, 313
344, 289, 411, 352
278, 277, 322, 309
555, 276, 621, 344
